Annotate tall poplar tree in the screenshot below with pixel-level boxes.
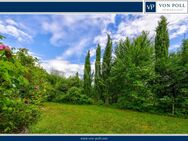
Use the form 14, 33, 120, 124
181, 39, 188, 65
94, 44, 101, 101
83, 51, 91, 96
154, 16, 173, 114
155, 16, 169, 62
102, 34, 112, 105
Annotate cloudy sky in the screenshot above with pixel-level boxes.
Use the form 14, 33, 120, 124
0, 14, 188, 77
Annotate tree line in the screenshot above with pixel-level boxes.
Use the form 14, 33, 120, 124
83, 16, 188, 116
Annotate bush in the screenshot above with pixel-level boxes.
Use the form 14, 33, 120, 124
0, 97, 39, 133
96, 100, 104, 105
56, 87, 93, 105
46, 73, 83, 102
0, 45, 47, 133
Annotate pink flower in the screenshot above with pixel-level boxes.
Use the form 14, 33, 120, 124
0, 44, 10, 51
0, 44, 12, 59
0, 44, 5, 50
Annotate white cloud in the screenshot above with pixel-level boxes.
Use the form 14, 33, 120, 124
28, 51, 43, 60
170, 25, 187, 39
41, 14, 116, 64
42, 21, 64, 46
169, 44, 180, 52
61, 38, 89, 59
41, 58, 84, 77
41, 14, 116, 48
6, 19, 18, 27
92, 15, 115, 49
0, 19, 32, 42
41, 57, 96, 78
94, 31, 109, 50
41, 54, 96, 78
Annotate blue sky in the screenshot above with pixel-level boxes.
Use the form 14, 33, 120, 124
0, 14, 188, 77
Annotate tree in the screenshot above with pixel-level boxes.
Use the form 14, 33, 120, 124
102, 34, 112, 105
156, 48, 187, 116
179, 39, 188, 115
154, 18, 187, 116
181, 39, 188, 65
94, 44, 102, 101
155, 16, 169, 64
83, 50, 92, 96
154, 16, 172, 114
155, 16, 169, 77
155, 16, 169, 84
76, 72, 79, 79
111, 32, 155, 111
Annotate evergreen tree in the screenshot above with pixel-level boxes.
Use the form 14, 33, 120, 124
179, 39, 188, 115
155, 16, 169, 63
156, 42, 188, 115
155, 16, 169, 83
102, 34, 112, 105
153, 17, 188, 115
181, 39, 188, 65
83, 50, 92, 96
94, 44, 101, 101
154, 16, 171, 112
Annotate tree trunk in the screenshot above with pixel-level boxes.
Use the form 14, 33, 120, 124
172, 97, 175, 115
105, 96, 109, 105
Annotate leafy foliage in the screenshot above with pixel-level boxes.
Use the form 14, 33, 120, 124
0, 40, 48, 133
101, 35, 112, 105
46, 72, 84, 103
94, 44, 102, 101
55, 87, 93, 105
155, 16, 169, 61
83, 51, 92, 97
111, 32, 155, 111
88, 16, 187, 117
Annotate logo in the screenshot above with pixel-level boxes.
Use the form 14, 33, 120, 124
156, 1, 187, 13
145, 2, 156, 12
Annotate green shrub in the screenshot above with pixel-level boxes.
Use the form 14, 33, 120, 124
52, 91, 66, 102
56, 87, 93, 105
0, 45, 47, 133
96, 100, 104, 105
0, 97, 40, 133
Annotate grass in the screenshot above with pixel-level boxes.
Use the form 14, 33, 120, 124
29, 102, 188, 134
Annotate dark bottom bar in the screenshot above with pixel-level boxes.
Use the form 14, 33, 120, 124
0, 136, 188, 141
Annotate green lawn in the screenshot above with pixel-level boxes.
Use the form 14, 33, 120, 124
29, 102, 188, 134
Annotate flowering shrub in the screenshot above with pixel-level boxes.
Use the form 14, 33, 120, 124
0, 38, 49, 133
0, 44, 12, 59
